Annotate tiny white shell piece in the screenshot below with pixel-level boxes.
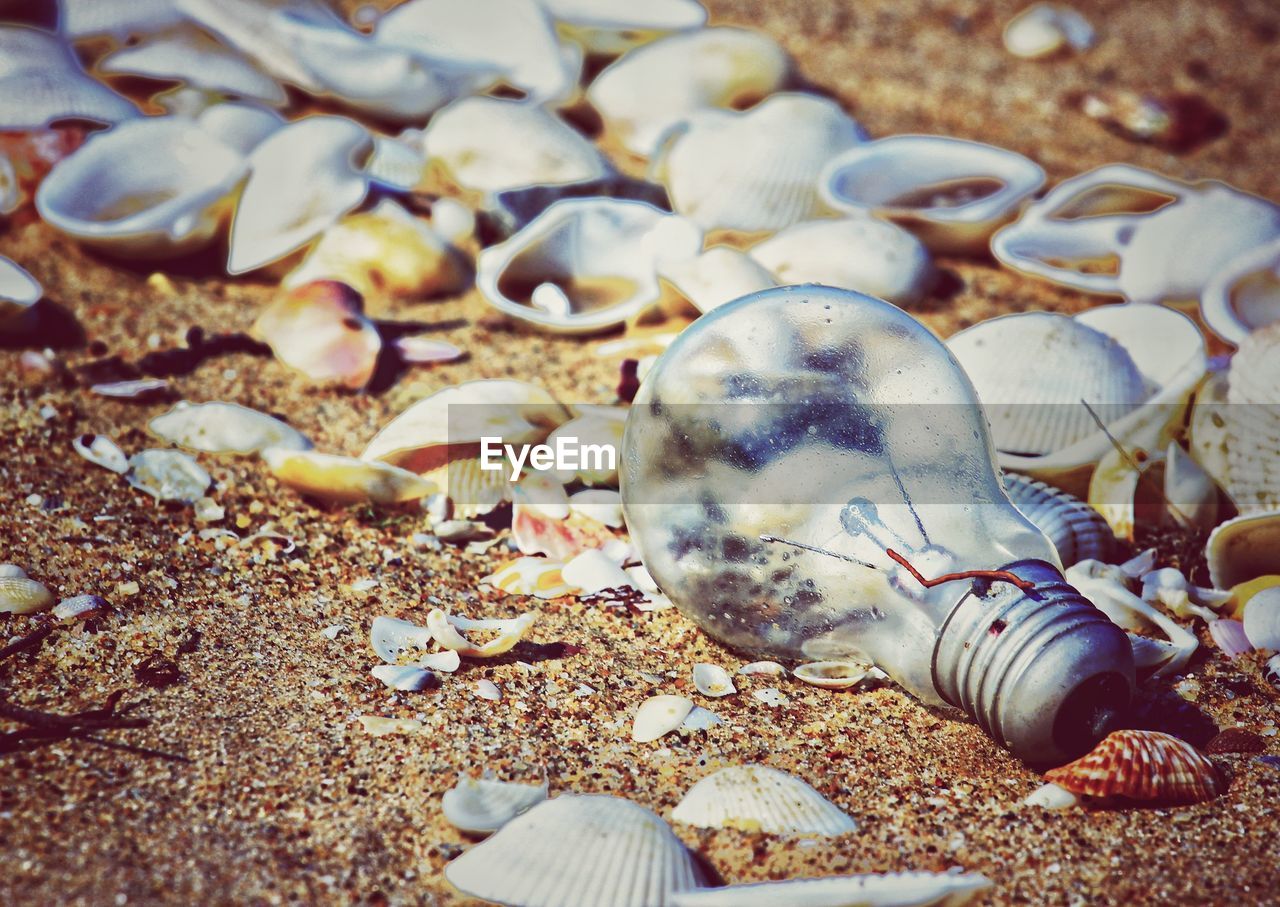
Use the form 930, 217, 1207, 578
125, 449, 212, 503
1023, 782, 1079, 809
1003, 4, 1095, 58
0, 256, 42, 324
1209, 619, 1253, 659
671, 871, 993, 907
426, 608, 536, 657
819, 136, 1046, 254
445, 794, 707, 907
544, 0, 708, 54
150, 402, 311, 455
671, 764, 857, 835
692, 663, 737, 697
737, 661, 786, 676
1201, 236, 1280, 345
1243, 587, 1280, 650
1140, 568, 1219, 621
750, 218, 933, 306
563, 549, 634, 595
262, 448, 437, 505
228, 116, 371, 275
72, 433, 130, 475
792, 661, 874, 690
395, 335, 463, 365
371, 616, 435, 664
660, 247, 777, 315
475, 679, 502, 701
1206, 510, 1280, 590
681, 706, 723, 731
0, 566, 55, 615
428, 197, 476, 245
632, 694, 695, 742
53, 594, 108, 622
371, 664, 436, 691
442, 775, 549, 836
0, 26, 139, 129
752, 688, 790, 708
569, 489, 625, 528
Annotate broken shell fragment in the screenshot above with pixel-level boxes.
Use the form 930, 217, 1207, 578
0, 26, 138, 129
252, 281, 381, 390
792, 661, 877, 690
671, 764, 858, 835
370, 615, 462, 671
1079, 90, 1227, 155
632, 694, 695, 742
73, 433, 129, 474
370, 664, 436, 691
1243, 587, 1280, 650
660, 246, 777, 315
0, 565, 55, 614
1042, 729, 1222, 804
481, 557, 573, 599
262, 448, 436, 505
737, 661, 786, 676
1201, 236, 1280, 346
671, 871, 993, 907
562, 549, 633, 595
442, 774, 549, 836
126, 449, 212, 504
53, 594, 107, 622
426, 608, 535, 658
475, 679, 502, 701
545, 0, 708, 55
0, 256, 42, 325
90, 378, 171, 401
692, 663, 737, 697
444, 794, 706, 907
1208, 618, 1253, 659
568, 489, 625, 528
1003, 3, 1095, 59
1206, 510, 1280, 590
1023, 782, 1080, 810
149, 402, 311, 456
395, 335, 464, 366
1003, 472, 1114, 566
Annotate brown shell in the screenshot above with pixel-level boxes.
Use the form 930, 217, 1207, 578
1043, 730, 1223, 804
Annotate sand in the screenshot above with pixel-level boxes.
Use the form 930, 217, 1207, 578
3, 1, 1280, 904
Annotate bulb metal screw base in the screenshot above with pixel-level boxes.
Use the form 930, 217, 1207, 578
932, 559, 1136, 766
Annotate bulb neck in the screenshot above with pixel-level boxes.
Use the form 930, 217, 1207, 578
931, 559, 1135, 767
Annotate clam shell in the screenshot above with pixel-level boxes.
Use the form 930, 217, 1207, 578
72, 433, 130, 475
737, 661, 786, 676
1243, 587, 1280, 650
749, 217, 933, 306
370, 664, 436, 691
819, 135, 1046, 254
253, 281, 381, 389
1042, 729, 1222, 804
632, 695, 695, 742
660, 246, 777, 314
1223, 322, 1280, 514
588, 27, 790, 158
792, 660, 875, 690
543, 0, 707, 54
0, 26, 138, 129
1201, 236, 1280, 345
0, 255, 42, 324
0, 566, 55, 615
671, 871, 993, 907
652, 93, 867, 233
1206, 510, 1280, 590
1002, 472, 1114, 565
692, 663, 737, 697
477, 198, 702, 334
227, 115, 370, 275
62, 0, 187, 39
1003, 3, 1095, 58
36, 117, 247, 259
445, 794, 706, 907
442, 775, 549, 836
262, 448, 436, 505
671, 764, 857, 835
423, 97, 608, 196
149, 402, 311, 456
125, 449, 211, 504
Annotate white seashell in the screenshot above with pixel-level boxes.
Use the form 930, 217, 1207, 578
423, 97, 607, 197
61, 0, 187, 39
372, 615, 435, 662
819, 136, 1046, 254
91, 379, 170, 400
1003, 4, 1095, 59
1163, 440, 1220, 531
660, 247, 777, 315
1206, 510, 1280, 590
125, 449, 211, 503
1003, 472, 1114, 565
1188, 369, 1232, 499
445, 794, 706, 907
370, 664, 436, 691
671, 764, 857, 835
98, 24, 288, 106
1, 153, 18, 215
568, 489, 625, 528
562, 549, 633, 595
36, 117, 247, 260
227, 116, 370, 275
477, 198, 703, 334
195, 103, 285, 156
0, 26, 138, 129
692, 663, 737, 697
1223, 324, 1280, 514
149, 402, 311, 455
653, 94, 866, 233
0, 256, 42, 325
1023, 782, 1079, 810
749, 218, 934, 306
253, 281, 381, 390
752, 688, 790, 708
262, 448, 437, 505
72, 433, 129, 475
53, 594, 108, 622
545, 408, 627, 484
358, 715, 422, 736
543, 0, 708, 54
1201, 236, 1280, 346
426, 608, 536, 657
672, 871, 992, 907
632, 695, 695, 742
194, 497, 224, 522
442, 774, 549, 836
992, 164, 1280, 310
681, 706, 723, 731
0, 566, 55, 615
1140, 568, 1221, 622
427, 197, 476, 245
1243, 587, 1280, 651
475, 679, 503, 701
792, 661, 875, 690
588, 28, 790, 158
737, 661, 786, 676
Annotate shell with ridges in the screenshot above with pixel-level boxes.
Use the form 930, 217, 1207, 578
0, 566, 55, 615
1042, 729, 1222, 804
1223, 322, 1280, 514
1003, 472, 1114, 566
442, 774, 549, 836
671, 764, 857, 835
0, 26, 138, 129
671, 870, 993, 907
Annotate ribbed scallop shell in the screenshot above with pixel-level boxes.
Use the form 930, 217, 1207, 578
671, 871, 992, 907
671, 764, 857, 835
0, 26, 138, 129
1043, 729, 1222, 804
0, 566, 55, 615
442, 775, 549, 836
1224, 322, 1280, 514
445, 794, 706, 907
1003, 472, 1114, 565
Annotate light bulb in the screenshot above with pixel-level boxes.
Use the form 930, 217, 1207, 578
620, 285, 1135, 765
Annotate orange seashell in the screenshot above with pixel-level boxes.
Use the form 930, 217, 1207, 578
1043, 729, 1223, 804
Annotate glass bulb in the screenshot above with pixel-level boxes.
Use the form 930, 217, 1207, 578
621, 285, 1134, 764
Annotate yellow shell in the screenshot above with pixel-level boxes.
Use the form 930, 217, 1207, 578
1044, 729, 1222, 804
482, 557, 572, 599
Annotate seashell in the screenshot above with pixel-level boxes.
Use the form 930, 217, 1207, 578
365, 134, 427, 193
376, 0, 577, 103
671, 871, 993, 907
0, 565, 55, 615
543, 0, 708, 55
819, 136, 1046, 254
370, 664, 436, 691
482, 557, 573, 599
149, 402, 311, 456
545, 408, 627, 485
653, 94, 866, 233
1206, 510, 1280, 590
1078, 90, 1227, 155
36, 117, 247, 259
487, 174, 672, 239
1201, 236, 1280, 346
358, 715, 422, 736
1267, 653, 1280, 689
1043, 729, 1222, 804
395, 335, 464, 366
195, 103, 285, 157
475, 679, 502, 701
1023, 782, 1079, 809
98, 24, 288, 106
261, 448, 436, 505
512, 495, 618, 561
1, 152, 17, 215
671, 764, 857, 835
252, 281, 381, 389
681, 706, 722, 731
425, 197, 476, 245
1003, 472, 1113, 566
1163, 441, 1220, 532
1140, 567, 1223, 622
587, 28, 791, 158
749, 217, 933, 307
442, 774, 549, 836
991, 164, 1280, 314
660, 246, 777, 315
423, 97, 608, 197
792, 660, 877, 690
426, 608, 535, 657
632, 695, 695, 742
193, 497, 224, 522
283, 199, 463, 306
477, 198, 702, 334
445, 794, 706, 907
125, 449, 211, 503
227, 116, 370, 275
562, 549, 633, 595
569, 489, 624, 528
0, 26, 139, 129
53, 594, 108, 622
90, 378, 170, 400
738, 661, 786, 676
61, 0, 188, 39
72, 433, 129, 475
0, 255, 42, 326
692, 663, 737, 697
1002, 3, 1095, 59
1222, 323, 1280, 514
370, 616, 462, 671
1243, 586, 1280, 650
1208, 618, 1253, 659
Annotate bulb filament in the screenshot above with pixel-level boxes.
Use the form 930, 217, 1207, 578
885, 548, 1035, 593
